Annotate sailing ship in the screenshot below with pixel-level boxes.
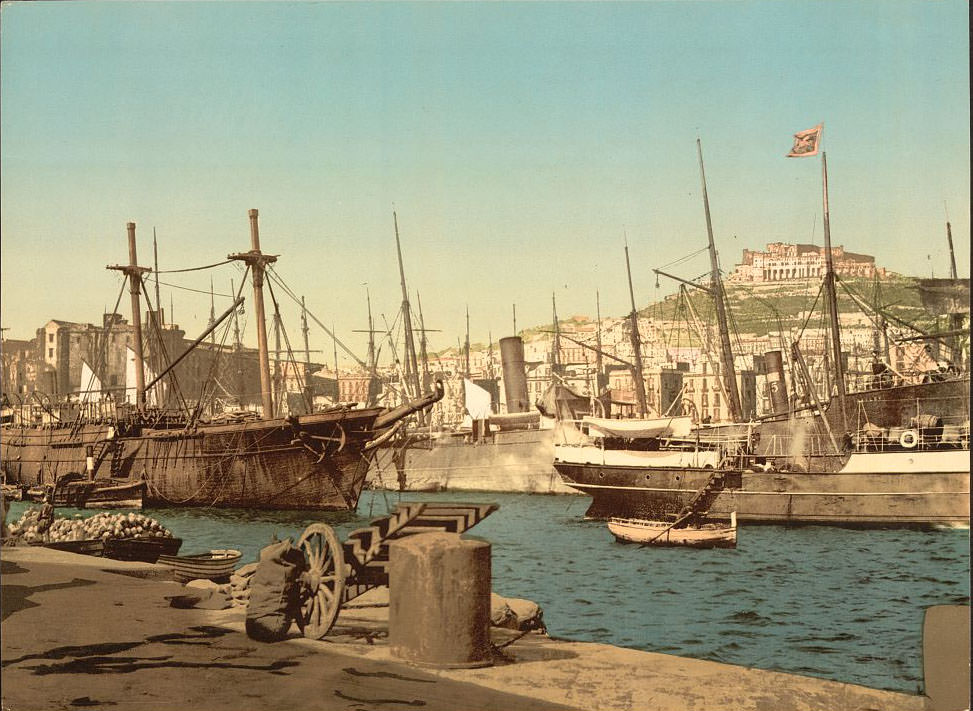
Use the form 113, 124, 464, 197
0, 211, 442, 510
554, 141, 970, 527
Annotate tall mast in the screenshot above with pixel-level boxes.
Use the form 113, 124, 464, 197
416, 291, 430, 390
332, 322, 339, 403
365, 285, 378, 404
944, 204, 963, 362
624, 241, 648, 417
697, 138, 743, 421
153, 228, 162, 325
231, 278, 241, 349
393, 211, 422, 402
551, 293, 562, 375
512, 304, 517, 336
595, 290, 604, 392
273, 312, 282, 417
488, 330, 495, 381
108, 222, 150, 408
301, 296, 311, 364
820, 152, 846, 404
228, 209, 276, 418
945, 204, 958, 280
209, 277, 216, 345
465, 305, 471, 379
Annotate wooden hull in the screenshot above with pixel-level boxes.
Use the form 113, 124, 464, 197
608, 516, 737, 548
40, 539, 106, 556
103, 536, 183, 563
158, 549, 242, 582
555, 449, 970, 526
1, 408, 383, 510
52, 479, 145, 510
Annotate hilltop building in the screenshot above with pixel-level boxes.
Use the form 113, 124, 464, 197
729, 242, 885, 283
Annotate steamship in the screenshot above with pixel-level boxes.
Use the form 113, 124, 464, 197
553, 142, 970, 527
368, 336, 580, 494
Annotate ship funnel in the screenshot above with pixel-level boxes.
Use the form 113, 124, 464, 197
763, 350, 789, 415
499, 336, 529, 413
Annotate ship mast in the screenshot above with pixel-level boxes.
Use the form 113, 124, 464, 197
595, 290, 604, 393
551, 293, 563, 377
301, 295, 311, 365
228, 209, 276, 418
465, 305, 471, 379
624, 241, 648, 417
394, 211, 422, 400
697, 139, 743, 422
944, 204, 964, 363
416, 291, 431, 391
393, 210, 424, 424
153, 228, 162, 325
820, 152, 846, 408
945, 203, 958, 281
107, 222, 150, 408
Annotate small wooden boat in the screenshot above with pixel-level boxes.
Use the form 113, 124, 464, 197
608, 512, 737, 549
41, 539, 106, 556
157, 549, 243, 582
103, 536, 183, 563
51, 475, 145, 510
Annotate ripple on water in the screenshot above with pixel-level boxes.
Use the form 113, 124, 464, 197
10, 492, 966, 696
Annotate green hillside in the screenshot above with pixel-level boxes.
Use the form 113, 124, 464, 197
639, 275, 936, 337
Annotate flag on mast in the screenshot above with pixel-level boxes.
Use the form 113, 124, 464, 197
787, 123, 823, 157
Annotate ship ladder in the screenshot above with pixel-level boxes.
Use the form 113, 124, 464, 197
680, 470, 727, 522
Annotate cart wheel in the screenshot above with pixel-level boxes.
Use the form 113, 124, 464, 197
296, 523, 346, 639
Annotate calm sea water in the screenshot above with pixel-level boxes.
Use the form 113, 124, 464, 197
8, 492, 969, 694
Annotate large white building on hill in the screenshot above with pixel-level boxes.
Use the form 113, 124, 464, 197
729, 242, 884, 283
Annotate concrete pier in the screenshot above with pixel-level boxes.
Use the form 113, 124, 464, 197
1, 546, 929, 711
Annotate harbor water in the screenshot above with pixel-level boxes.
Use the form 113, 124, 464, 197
8, 491, 969, 694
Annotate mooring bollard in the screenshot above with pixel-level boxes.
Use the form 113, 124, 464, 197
388, 532, 492, 668
923, 605, 970, 711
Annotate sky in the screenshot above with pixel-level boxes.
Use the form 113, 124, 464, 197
1, 1, 969, 367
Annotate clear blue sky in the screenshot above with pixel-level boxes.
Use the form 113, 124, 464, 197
2, 1, 968, 365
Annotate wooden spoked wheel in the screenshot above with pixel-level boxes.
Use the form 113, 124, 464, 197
296, 523, 346, 639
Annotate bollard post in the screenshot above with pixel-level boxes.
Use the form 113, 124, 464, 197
923, 605, 970, 711
388, 532, 492, 668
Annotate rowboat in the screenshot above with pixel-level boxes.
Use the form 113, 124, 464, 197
41, 539, 106, 556
608, 512, 737, 549
103, 536, 183, 563
158, 549, 243, 582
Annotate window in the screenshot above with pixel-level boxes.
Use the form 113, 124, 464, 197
48, 333, 54, 343
48, 348, 53, 357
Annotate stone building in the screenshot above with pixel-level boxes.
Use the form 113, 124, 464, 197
730, 242, 884, 283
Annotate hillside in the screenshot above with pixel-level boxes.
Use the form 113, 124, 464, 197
639, 275, 937, 338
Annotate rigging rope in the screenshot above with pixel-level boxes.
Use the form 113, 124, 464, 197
265, 265, 367, 368
153, 259, 234, 274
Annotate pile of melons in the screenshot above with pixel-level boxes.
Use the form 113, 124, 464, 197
6, 509, 173, 545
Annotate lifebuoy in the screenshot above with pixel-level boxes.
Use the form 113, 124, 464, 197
899, 429, 919, 449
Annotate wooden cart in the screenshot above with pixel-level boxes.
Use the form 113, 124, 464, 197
294, 501, 497, 639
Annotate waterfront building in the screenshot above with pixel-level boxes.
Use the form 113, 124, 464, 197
730, 242, 885, 283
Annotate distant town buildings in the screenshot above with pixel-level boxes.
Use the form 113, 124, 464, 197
729, 242, 885, 283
